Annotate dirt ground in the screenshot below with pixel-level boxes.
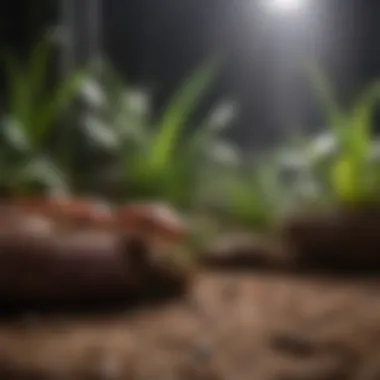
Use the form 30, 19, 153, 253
1, 270, 380, 379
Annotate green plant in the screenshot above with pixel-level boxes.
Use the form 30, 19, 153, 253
309, 65, 380, 204
0, 36, 87, 195
217, 150, 289, 230
79, 57, 242, 210
276, 68, 380, 207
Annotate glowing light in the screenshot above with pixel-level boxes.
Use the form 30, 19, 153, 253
266, 0, 307, 14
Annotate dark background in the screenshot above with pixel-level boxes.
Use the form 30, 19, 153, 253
1, 0, 380, 147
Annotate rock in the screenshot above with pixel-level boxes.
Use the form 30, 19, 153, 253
0, 199, 193, 309
280, 205, 380, 273
0, 228, 192, 307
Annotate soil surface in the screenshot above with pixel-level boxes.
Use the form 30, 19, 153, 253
1, 270, 380, 380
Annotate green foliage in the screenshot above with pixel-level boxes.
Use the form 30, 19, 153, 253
0, 41, 283, 229
0, 37, 86, 195
3, 38, 85, 150
222, 67, 380, 227
6, 36, 380, 232
309, 65, 380, 203
79, 57, 240, 210
150, 57, 221, 171
220, 152, 290, 229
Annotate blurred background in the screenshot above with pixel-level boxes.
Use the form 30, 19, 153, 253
2, 0, 380, 149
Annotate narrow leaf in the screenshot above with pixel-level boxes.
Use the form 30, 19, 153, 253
151, 56, 221, 169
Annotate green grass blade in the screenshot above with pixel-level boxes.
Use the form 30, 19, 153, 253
347, 81, 380, 158
150, 56, 221, 169
33, 67, 87, 147
341, 81, 380, 200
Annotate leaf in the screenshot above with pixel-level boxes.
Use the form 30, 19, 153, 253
206, 101, 237, 133
2, 42, 87, 150
308, 132, 337, 162
185, 101, 236, 158
205, 139, 240, 167
347, 81, 380, 159
80, 76, 106, 108
330, 156, 356, 202
34, 67, 87, 146
81, 114, 120, 150
1, 117, 31, 152
151, 56, 221, 169
123, 88, 150, 117
14, 157, 69, 194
